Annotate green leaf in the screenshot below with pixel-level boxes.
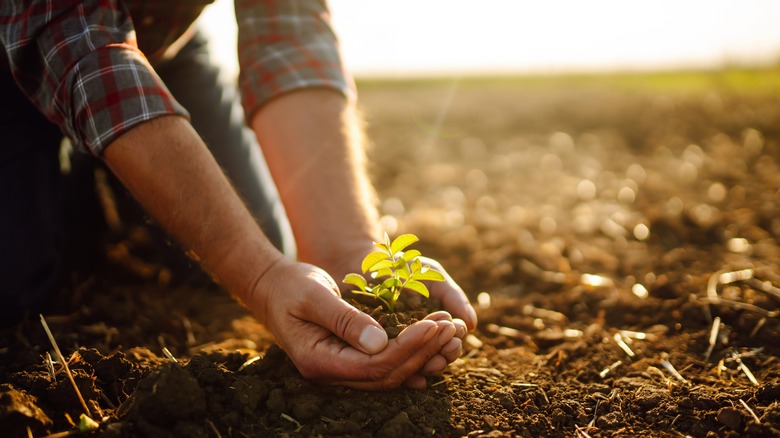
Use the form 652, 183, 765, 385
415, 267, 446, 282
411, 257, 423, 274
378, 288, 394, 301
390, 234, 419, 255
79, 414, 99, 432
372, 267, 394, 279
381, 277, 403, 290
343, 273, 368, 291
383, 231, 392, 250
361, 251, 389, 273
400, 250, 421, 263
393, 257, 408, 270
403, 280, 430, 298
368, 260, 394, 272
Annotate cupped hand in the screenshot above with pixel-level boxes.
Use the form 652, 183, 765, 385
328, 250, 477, 382
246, 259, 458, 390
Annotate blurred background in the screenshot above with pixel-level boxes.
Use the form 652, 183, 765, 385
201, 0, 780, 79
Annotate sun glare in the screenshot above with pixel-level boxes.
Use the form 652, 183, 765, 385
200, 0, 780, 78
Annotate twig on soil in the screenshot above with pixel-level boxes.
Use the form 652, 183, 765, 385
206, 419, 223, 438
613, 333, 636, 359
522, 304, 567, 324
513, 382, 549, 404
97, 389, 116, 410
599, 360, 623, 379
238, 356, 260, 372
430, 378, 450, 387
645, 366, 667, 383
575, 425, 593, 438
39, 315, 93, 418
162, 347, 179, 365
716, 269, 754, 288
705, 269, 779, 318
45, 352, 57, 382
485, 323, 529, 341
619, 330, 652, 341
280, 413, 303, 432
745, 277, 780, 301
727, 347, 764, 361
659, 354, 689, 386
732, 352, 760, 386
750, 317, 767, 338
698, 296, 778, 318
739, 399, 761, 424
669, 414, 682, 430
588, 399, 601, 427
519, 259, 567, 284
182, 317, 196, 347
703, 316, 721, 362
465, 334, 483, 349
539, 386, 550, 405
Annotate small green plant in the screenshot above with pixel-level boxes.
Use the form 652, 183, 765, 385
343, 233, 445, 312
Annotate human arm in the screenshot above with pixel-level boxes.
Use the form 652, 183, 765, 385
251, 89, 477, 323
251, 89, 476, 380
102, 115, 456, 390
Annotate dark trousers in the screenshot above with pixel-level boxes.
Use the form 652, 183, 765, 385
0, 31, 294, 325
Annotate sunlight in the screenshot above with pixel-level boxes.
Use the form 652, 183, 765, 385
199, 0, 780, 77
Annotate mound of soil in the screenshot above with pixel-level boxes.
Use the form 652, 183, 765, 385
2, 73, 780, 437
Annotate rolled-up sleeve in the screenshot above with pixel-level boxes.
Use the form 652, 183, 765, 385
236, 0, 356, 120
0, 0, 188, 155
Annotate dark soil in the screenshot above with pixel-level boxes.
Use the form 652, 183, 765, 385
3, 72, 780, 437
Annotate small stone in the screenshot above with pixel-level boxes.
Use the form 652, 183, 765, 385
716, 407, 743, 430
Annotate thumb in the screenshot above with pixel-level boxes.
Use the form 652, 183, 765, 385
305, 292, 388, 354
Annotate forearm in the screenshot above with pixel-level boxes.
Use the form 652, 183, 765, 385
251, 89, 381, 272
102, 115, 282, 314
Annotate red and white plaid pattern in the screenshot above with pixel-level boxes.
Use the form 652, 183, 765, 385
236, 0, 356, 120
0, 0, 354, 155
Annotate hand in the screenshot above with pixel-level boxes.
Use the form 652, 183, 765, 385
328, 249, 477, 381
246, 259, 458, 390
399, 256, 476, 378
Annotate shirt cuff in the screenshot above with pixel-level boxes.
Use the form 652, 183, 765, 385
60, 44, 189, 155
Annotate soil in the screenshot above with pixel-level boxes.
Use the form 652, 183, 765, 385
3, 72, 780, 437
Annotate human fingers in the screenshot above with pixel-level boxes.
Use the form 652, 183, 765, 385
424, 312, 467, 340
293, 265, 389, 355
420, 258, 478, 330
328, 320, 456, 390
419, 337, 463, 376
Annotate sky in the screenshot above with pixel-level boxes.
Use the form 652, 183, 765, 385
200, 0, 780, 78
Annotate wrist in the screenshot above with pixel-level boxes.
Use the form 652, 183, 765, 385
211, 237, 285, 318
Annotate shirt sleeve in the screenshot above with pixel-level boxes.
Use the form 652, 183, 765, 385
236, 0, 356, 121
0, 0, 189, 155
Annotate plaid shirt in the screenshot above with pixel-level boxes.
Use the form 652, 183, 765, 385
0, 0, 354, 155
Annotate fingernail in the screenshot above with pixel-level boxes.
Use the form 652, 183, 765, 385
359, 325, 387, 354
438, 322, 456, 346
422, 324, 439, 343
467, 306, 478, 329
453, 319, 467, 338
442, 338, 462, 355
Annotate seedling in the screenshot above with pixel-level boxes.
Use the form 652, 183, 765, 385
343, 233, 445, 312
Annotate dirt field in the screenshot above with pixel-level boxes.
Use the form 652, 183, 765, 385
3, 69, 780, 437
